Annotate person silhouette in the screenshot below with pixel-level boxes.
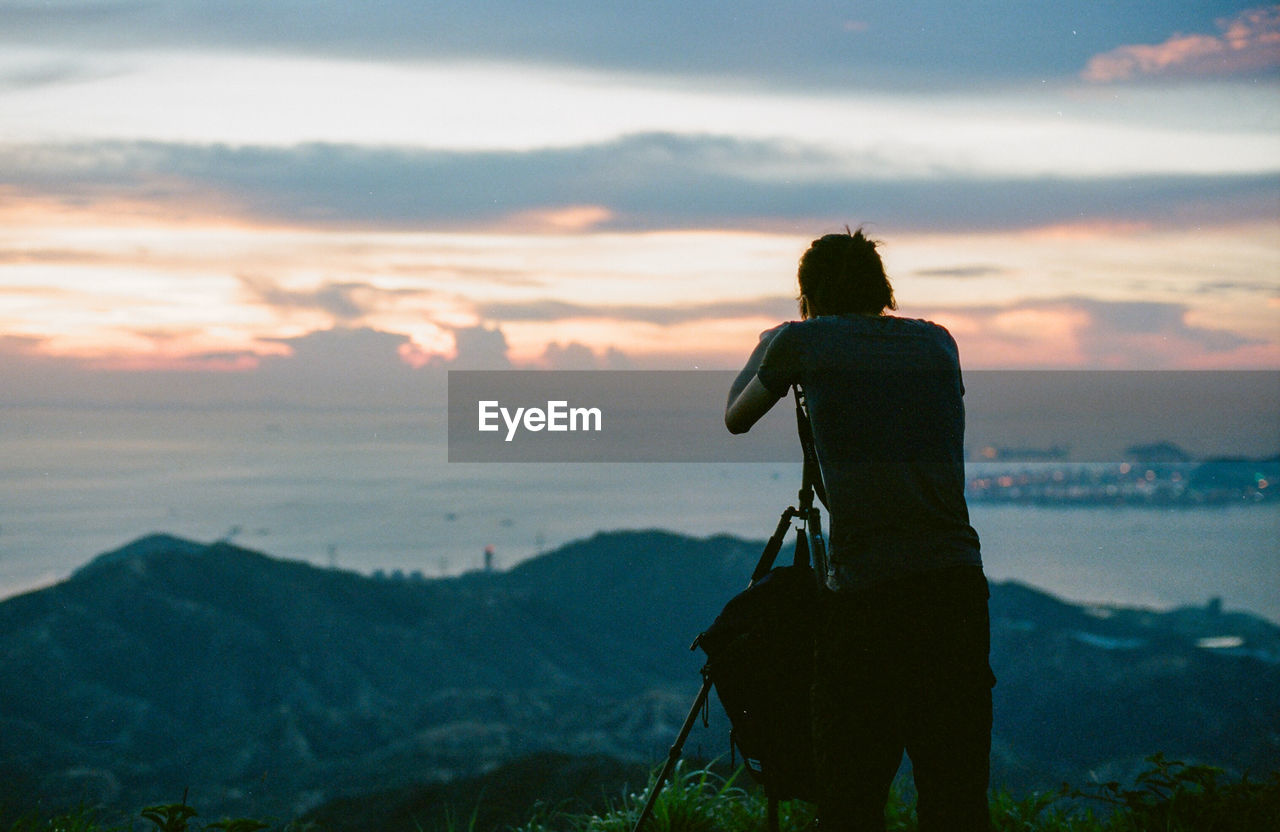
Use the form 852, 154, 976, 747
726, 227, 993, 832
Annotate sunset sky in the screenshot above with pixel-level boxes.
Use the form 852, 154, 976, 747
2, 1, 1278, 407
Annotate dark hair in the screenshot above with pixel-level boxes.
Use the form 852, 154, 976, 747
797, 226, 896, 317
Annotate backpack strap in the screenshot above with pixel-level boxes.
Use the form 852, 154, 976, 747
743, 387, 828, 585
793, 386, 828, 509
793, 386, 829, 584
749, 506, 800, 584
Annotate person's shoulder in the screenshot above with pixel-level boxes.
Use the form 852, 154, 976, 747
885, 315, 957, 341
780, 315, 848, 334
881, 313, 943, 329
755, 320, 806, 395
756, 319, 811, 352
763, 314, 956, 343
757, 320, 799, 341
893, 317, 964, 372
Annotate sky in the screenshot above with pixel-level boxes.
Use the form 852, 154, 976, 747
2, 1, 1279, 408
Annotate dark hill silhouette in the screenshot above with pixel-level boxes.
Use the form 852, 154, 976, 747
302, 751, 650, 832
1, 531, 1277, 826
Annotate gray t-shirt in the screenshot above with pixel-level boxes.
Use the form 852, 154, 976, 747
752, 314, 981, 592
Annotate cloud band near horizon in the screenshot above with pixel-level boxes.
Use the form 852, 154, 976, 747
4, 137, 1277, 234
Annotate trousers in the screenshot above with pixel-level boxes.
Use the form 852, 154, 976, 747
811, 564, 994, 832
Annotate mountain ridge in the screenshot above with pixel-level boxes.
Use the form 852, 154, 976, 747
2, 531, 1277, 825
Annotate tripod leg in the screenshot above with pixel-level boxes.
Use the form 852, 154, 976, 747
631, 676, 713, 832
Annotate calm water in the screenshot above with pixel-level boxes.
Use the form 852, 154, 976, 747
2, 405, 1277, 621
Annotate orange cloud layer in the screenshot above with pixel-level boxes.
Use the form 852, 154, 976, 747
1083, 5, 1280, 82
3, 206, 1276, 375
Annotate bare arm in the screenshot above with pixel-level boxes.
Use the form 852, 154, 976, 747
725, 328, 785, 434
725, 376, 782, 434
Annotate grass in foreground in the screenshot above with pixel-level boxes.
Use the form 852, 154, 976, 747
8, 755, 1279, 832
519, 755, 1278, 832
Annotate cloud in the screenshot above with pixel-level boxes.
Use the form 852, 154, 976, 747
1083, 6, 1280, 82
1077, 299, 1259, 365
0, 324, 509, 406
1193, 279, 1280, 295
477, 296, 797, 326
920, 297, 1266, 368
260, 326, 415, 369
1, 292, 1272, 412
442, 324, 512, 370
0, 1, 1179, 89
235, 274, 441, 325
536, 341, 634, 370
912, 265, 1011, 279
4, 137, 1276, 234
0, 333, 68, 370
239, 275, 372, 322
0, 327, 400, 405
0, 56, 104, 91
539, 341, 600, 370
505, 205, 615, 232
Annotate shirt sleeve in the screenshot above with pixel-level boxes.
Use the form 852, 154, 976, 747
932, 322, 964, 396
756, 322, 801, 397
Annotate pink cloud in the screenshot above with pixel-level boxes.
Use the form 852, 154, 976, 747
503, 205, 615, 232
1082, 5, 1280, 82
910, 297, 1273, 369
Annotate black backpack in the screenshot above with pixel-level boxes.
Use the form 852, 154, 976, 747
694, 540, 819, 802
633, 387, 827, 832
696, 385, 828, 805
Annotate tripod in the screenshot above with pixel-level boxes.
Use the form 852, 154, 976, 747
632, 388, 826, 832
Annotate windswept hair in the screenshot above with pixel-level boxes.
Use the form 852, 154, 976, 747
797, 226, 896, 317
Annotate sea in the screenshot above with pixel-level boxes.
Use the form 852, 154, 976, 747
2, 404, 1277, 622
